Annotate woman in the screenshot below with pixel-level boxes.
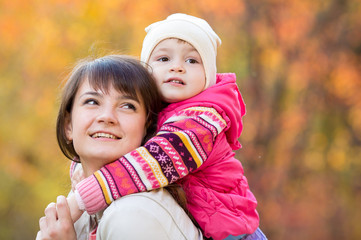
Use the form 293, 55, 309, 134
37, 55, 202, 240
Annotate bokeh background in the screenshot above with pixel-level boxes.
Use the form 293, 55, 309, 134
1, 0, 360, 239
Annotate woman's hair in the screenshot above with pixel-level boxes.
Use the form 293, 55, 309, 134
56, 55, 163, 162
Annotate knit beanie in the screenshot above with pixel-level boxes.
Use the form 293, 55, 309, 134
141, 13, 222, 89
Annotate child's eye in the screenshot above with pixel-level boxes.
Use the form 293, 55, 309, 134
157, 57, 169, 62
186, 58, 198, 64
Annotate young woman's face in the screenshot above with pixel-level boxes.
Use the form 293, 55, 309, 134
148, 38, 206, 103
65, 79, 147, 172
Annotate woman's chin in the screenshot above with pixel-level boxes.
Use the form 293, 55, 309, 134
81, 153, 119, 166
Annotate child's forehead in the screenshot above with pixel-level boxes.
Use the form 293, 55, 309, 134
156, 38, 197, 51
172, 38, 190, 45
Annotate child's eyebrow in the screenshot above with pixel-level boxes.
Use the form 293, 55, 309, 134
155, 46, 198, 54
188, 48, 199, 54
154, 47, 171, 52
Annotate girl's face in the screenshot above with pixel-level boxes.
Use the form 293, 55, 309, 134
148, 38, 206, 103
65, 79, 147, 175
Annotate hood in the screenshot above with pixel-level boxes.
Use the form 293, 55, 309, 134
158, 73, 246, 150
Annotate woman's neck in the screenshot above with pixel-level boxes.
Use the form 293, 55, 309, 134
80, 158, 103, 177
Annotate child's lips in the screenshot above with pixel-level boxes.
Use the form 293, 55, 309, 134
165, 78, 185, 85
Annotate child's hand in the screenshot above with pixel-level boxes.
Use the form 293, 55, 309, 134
71, 164, 84, 192
67, 194, 84, 223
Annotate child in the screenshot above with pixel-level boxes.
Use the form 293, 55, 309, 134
70, 14, 265, 240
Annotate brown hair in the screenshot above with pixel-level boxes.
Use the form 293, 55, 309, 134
56, 55, 162, 161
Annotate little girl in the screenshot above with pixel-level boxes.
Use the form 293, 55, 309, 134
70, 14, 266, 240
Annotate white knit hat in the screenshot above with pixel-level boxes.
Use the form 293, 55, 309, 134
140, 13, 222, 89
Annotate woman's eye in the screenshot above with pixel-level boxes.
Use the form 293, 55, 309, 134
84, 99, 98, 105
158, 57, 169, 62
122, 103, 137, 111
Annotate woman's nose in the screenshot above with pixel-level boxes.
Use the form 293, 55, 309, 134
97, 107, 118, 125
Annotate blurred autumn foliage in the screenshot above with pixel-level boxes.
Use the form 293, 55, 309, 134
0, 0, 360, 239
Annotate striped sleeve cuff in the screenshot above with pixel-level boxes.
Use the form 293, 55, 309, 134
76, 175, 108, 215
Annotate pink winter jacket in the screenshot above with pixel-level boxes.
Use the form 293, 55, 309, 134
157, 73, 259, 239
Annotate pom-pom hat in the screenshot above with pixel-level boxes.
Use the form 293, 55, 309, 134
141, 13, 222, 89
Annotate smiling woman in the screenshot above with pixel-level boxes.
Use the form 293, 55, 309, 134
37, 55, 202, 240
64, 79, 147, 173
56, 55, 161, 163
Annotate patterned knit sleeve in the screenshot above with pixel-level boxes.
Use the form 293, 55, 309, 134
69, 161, 78, 179
76, 106, 227, 214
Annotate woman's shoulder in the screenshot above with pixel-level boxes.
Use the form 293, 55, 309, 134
97, 189, 202, 240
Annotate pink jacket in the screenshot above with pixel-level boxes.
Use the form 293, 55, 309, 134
157, 73, 259, 239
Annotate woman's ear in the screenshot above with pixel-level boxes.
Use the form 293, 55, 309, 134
143, 127, 147, 139
64, 113, 73, 142
143, 114, 152, 138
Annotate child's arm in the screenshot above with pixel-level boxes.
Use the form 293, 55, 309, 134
70, 162, 84, 192
67, 193, 84, 222
75, 107, 228, 215
68, 161, 85, 222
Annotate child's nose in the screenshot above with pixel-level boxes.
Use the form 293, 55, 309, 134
170, 62, 185, 73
